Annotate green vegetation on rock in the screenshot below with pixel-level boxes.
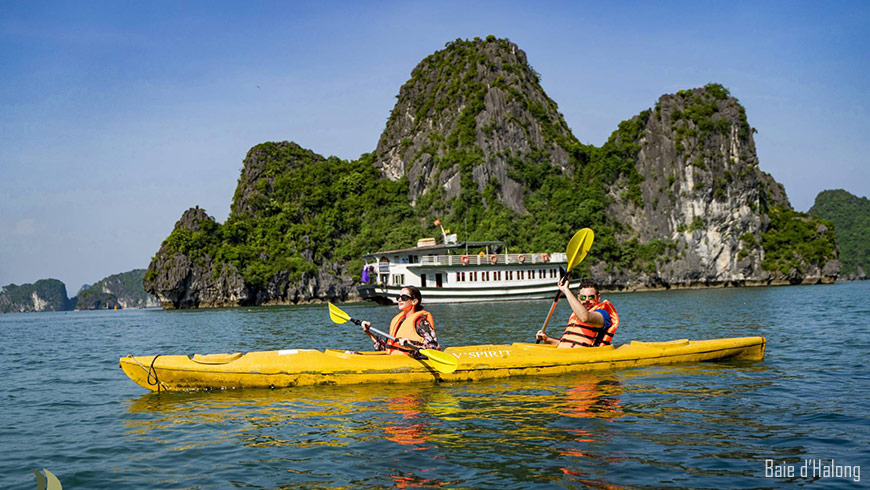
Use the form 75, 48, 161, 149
0, 279, 72, 313
809, 189, 870, 277
76, 269, 157, 310
159, 144, 423, 285
761, 206, 837, 276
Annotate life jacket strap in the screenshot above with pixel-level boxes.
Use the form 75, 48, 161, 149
563, 324, 612, 347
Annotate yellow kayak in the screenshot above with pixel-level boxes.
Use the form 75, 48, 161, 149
120, 336, 765, 392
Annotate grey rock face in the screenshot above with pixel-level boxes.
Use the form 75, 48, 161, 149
373, 38, 576, 213
249, 262, 358, 305
145, 157, 358, 308
601, 87, 837, 287
231, 141, 324, 218
144, 208, 250, 308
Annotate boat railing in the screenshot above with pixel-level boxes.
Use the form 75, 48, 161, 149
418, 252, 566, 267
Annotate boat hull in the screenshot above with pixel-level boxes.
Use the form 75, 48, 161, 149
358, 283, 563, 304
120, 336, 766, 392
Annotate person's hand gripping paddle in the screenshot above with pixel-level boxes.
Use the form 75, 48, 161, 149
327, 302, 458, 374
536, 228, 594, 343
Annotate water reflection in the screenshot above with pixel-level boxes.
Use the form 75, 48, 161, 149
560, 375, 623, 419
124, 373, 628, 450
384, 394, 430, 447
123, 362, 784, 489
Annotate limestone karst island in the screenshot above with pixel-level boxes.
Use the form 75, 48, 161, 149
141, 37, 840, 309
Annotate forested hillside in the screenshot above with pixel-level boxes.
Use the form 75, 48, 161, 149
810, 189, 869, 278
0, 279, 73, 313
76, 269, 159, 309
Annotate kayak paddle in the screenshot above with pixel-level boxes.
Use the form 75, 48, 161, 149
537, 228, 595, 342
327, 302, 458, 374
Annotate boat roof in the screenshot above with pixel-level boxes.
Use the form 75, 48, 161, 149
363, 240, 504, 259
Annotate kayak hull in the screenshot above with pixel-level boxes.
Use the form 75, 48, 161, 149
120, 336, 766, 392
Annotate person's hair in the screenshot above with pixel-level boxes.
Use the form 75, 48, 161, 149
402, 285, 424, 312
577, 279, 599, 295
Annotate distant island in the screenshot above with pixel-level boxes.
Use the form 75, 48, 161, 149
809, 189, 870, 280
0, 269, 159, 313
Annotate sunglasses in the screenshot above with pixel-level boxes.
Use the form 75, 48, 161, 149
578, 294, 598, 301
395, 294, 414, 301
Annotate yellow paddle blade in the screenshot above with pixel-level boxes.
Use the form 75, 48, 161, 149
419, 349, 459, 374
327, 302, 351, 324
565, 228, 594, 272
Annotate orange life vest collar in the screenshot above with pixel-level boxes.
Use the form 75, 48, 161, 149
560, 300, 619, 348
387, 309, 433, 353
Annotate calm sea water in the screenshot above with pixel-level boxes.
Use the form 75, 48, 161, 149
1, 282, 868, 489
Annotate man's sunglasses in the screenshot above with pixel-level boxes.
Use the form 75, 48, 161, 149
396, 294, 413, 301
578, 294, 597, 301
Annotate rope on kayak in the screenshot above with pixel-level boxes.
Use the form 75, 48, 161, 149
128, 354, 168, 392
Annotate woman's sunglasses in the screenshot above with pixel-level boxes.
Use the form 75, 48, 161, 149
395, 294, 413, 301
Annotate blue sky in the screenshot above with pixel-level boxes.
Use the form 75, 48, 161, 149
1, 1, 868, 292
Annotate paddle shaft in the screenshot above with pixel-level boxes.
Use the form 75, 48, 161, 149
346, 316, 420, 353
534, 227, 592, 344
327, 302, 457, 373
537, 267, 569, 343
539, 290, 562, 333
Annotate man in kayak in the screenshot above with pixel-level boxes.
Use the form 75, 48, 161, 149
361, 286, 441, 355
535, 278, 619, 347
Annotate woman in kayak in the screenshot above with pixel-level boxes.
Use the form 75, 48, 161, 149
536, 278, 619, 348
361, 286, 441, 354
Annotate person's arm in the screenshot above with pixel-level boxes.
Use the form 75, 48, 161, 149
412, 314, 441, 350
360, 321, 387, 351
535, 329, 560, 345
559, 277, 604, 328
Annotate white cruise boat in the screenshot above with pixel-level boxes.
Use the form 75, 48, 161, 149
357, 229, 566, 304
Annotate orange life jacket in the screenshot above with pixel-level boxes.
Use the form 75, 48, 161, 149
387, 309, 434, 354
559, 300, 619, 348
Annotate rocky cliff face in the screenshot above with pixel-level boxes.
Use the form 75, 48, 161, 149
75, 269, 160, 310
144, 147, 361, 309
374, 37, 577, 213
230, 142, 326, 219
593, 86, 838, 288
0, 279, 74, 313
144, 207, 250, 309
